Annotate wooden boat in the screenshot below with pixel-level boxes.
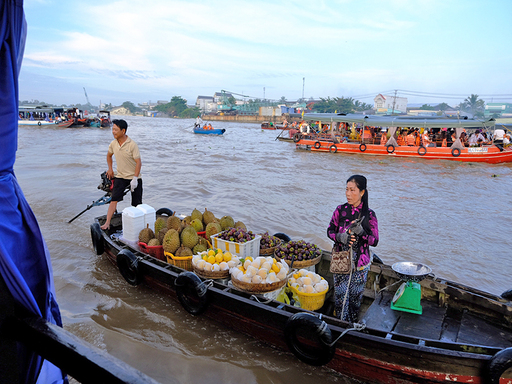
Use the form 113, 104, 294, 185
261, 122, 290, 130
193, 126, 226, 135
90, 210, 512, 384
296, 113, 512, 164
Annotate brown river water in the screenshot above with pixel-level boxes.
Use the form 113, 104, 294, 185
14, 116, 512, 383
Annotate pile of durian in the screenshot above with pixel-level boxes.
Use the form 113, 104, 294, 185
230, 256, 290, 284
191, 248, 241, 272
138, 207, 246, 259
288, 269, 329, 294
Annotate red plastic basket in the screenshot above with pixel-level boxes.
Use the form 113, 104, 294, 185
138, 242, 164, 261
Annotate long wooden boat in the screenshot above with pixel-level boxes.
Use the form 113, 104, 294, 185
193, 126, 226, 135
261, 122, 290, 130
296, 113, 512, 164
90, 211, 512, 384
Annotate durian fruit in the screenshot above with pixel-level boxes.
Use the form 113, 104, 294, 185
154, 217, 166, 235
157, 227, 168, 244
234, 221, 247, 230
190, 218, 204, 232
193, 243, 207, 254
167, 214, 182, 233
163, 229, 180, 254
180, 225, 199, 249
219, 215, 235, 231
139, 224, 154, 244
175, 245, 193, 257
202, 208, 216, 225
191, 208, 202, 222
183, 215, 193, 226
148, 238, 160, 247
205, 222, 222, 242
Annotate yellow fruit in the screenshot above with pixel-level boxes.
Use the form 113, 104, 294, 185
207, 255, 216, 264
238, 265, 245, 272
293, 273, 300, 279
223, 252, 232, 262
202, 254, 208, 261
216, 248, 223, 254
272, 263, 280, 273
207, 249, 215, 257
245, 256, 253, 262
215, 253, 223, 263
273, 258, 277, 264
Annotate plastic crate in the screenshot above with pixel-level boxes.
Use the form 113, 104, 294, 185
288, 282, 328, 311
164, 251, 193, 271
210, 232, 261, 259
139, 242, 164, 261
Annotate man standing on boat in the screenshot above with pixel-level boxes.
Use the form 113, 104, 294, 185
100, 119, 142, 230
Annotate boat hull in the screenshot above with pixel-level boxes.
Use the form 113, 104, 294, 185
297, 139, 512, 164
93, 214, 512, 384
193, 128, 225, 135
18, 120, 57, 127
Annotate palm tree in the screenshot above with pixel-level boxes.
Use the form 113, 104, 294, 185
462, 94, 485, 117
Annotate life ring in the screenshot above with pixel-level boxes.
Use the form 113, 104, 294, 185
359, 143, 367, 152
451, 147, 461, 157
90, 223, 104, 255
314, 141, 321, 149
156, 208, 173, 217
487, 347, 512, 384
38, 121, 41, 126
418, 146, 427, 156
386, 145, 395, 154
329, 144, 337, 153
273, 233, 291, 243
501, 289, 512, 300
116, 249, 142, 286
284, 313, 335, 366
293, 133, 301, 143
175, 271, 209, 315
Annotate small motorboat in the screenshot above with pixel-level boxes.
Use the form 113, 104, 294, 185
193, 124, 225, 135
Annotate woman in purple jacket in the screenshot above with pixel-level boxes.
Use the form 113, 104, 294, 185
327, 175, 379, 322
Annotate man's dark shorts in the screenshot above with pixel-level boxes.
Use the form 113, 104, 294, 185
111, 177, 143, 206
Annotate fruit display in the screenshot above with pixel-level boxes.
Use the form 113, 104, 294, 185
258, 231, 281, 250
274, 240, 322, 262
191, 248, 241, 273
288, 269, 329, 294
230, 256, 289, 284
216, 227, 255, 243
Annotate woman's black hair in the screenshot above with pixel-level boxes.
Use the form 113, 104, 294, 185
347, 174, 371, 233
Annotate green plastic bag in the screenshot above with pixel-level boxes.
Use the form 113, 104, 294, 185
276, 287, 301, 307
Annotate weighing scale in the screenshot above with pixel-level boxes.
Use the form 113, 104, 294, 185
390, 262, 432, 315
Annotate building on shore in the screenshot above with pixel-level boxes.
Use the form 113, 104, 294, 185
374, 94, 408, 114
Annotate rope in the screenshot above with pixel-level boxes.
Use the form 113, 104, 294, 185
327, 321, 366, 347
250, 295, 273, 304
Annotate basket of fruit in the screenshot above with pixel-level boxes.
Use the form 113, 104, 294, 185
274, 240, 323, 268
191, 249, 241, 279
210, 228, 261, 259
165, 251, 193, 271
258, 232, 282, 256
288, 269, 329, 311
230, 256, 290, 293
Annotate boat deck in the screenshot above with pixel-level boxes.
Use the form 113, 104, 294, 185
362, 291, 512, 348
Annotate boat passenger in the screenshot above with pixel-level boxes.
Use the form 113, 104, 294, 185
422, 130, 432, 147
100, 119, 143, 230
380, 129, 387, 146
406, 130, 416, 146
327, 175, 379, 323
493, 128, 505, 145
362, 127, 373, 143
396, 130, 406, 146
469, 130, 486, 147
441, 129, 448, 147
503, 132, 511, 147
195, 115, 203, 128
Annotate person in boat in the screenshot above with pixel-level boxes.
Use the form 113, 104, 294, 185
100, 119, 142, 230
468, 129, 486, 147
396, 129, 406, 146
422, 130, 432, 147
380, 129, 387, 145
406, 129, 416, 146
195, 115, 203, 128
207, 123, 213, 130
327, 175, 379, 323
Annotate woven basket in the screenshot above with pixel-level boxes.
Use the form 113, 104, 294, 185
259, 238, 282, 256
274, 252, 322, 269
288, 282, 328, 311
231, 275, 287, 294
165, 251, 192, 271
193, 265, 230, 279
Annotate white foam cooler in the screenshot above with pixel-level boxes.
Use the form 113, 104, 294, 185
137, 203, 156, 231
122, 206, 145, 243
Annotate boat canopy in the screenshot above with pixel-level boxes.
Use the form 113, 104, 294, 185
303, 113, 496, 129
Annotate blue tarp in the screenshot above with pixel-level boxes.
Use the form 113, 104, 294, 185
0, 1, 67, 383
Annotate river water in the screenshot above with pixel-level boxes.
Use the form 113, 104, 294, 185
14, 116, 512, 383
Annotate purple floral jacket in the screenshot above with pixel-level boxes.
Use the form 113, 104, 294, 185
327, 203, 379, 269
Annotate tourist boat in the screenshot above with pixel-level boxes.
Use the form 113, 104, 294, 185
90, 210, 512, 384
295, 113, 512, 164
193, 126, 226, 135
261, 122, 290, 130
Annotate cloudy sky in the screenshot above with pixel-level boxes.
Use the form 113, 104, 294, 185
19, 0, 512, 107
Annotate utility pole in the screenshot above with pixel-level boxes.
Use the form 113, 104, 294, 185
391, 89, 397, 114
263, 87, 265, 100
302, 77, 305, 101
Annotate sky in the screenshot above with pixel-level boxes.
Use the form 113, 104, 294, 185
19, 0, 512, 108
